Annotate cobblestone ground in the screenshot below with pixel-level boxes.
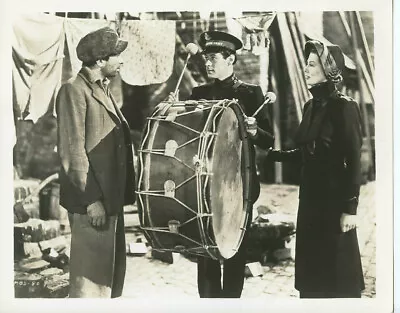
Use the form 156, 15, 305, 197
121, 182, 376, 299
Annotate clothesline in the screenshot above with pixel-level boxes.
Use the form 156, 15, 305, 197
53, 12, 275, 24
158, 14, 275, 23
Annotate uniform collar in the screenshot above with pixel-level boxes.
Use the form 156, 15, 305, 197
214, 73, 238, 88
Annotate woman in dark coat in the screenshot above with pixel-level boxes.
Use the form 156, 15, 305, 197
269, 40, 365, 298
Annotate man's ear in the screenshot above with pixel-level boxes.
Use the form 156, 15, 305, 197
227, 54, 235, 65
96, 59, 106, 68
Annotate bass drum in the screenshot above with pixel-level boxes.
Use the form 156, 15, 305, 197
137, 99, 253, 260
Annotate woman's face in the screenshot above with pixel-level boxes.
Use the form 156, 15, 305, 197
304, 52, 327, 87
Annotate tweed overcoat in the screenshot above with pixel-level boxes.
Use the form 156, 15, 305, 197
56, 67, 135, 297
56, 67, 135, 215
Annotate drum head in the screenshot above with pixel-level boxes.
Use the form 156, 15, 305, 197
209, 105, 249, 259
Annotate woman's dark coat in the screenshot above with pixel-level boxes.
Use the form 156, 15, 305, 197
270, 83, 365, 293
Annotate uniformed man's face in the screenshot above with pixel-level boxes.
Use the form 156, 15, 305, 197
304, 52, 327, 87
101, 54, 124, 78
204, 52, 232, 80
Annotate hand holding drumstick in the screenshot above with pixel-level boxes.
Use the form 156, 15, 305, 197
244, 92, 276, 137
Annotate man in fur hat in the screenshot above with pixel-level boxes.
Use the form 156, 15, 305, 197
56, 27, 135, 298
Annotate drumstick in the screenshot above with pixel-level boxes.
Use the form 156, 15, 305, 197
173, 43, 199, 98
251, 92, 277, 117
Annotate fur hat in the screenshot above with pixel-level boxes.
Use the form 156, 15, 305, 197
76, 27, 128, 63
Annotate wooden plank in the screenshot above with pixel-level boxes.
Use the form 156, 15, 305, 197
23, 242, 42, 258
18, 259, 50, 272
39, 236, 68, 253
39, 268, 64, 277
44, 274, 69, 298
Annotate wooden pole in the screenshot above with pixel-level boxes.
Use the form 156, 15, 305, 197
348, 11, 373, 173
357, 50, 375, 103
338, 11, 352, 35
294, 12, 306, 50
259, 47, 269, 95
288, 13, 306, 71
270, 69, 282, 183
355, 11, 375, 82
338, 11, 375, 104
276, 13, 303, 122
193, 12, 197, 42
287, 12, 308, 104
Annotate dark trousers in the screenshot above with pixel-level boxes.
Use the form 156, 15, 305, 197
197, 231, 248, 298
299, 290, 361, 298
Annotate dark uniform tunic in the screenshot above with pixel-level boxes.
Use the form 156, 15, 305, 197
189, 73, 274, 298
270, 82, 365, 297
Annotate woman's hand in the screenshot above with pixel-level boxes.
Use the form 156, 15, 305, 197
244, 116, 258, 137
340, 213, 358, 232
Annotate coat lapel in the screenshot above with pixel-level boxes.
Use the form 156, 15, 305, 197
109, 92, 132, 143
109, 93, 126, 124
78, 69, 120, 121
91, 84, 119, 121
295, 98, 329, 144
305, 99, 328, 141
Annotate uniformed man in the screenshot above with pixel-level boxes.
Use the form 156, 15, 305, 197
188, 30, 274, 298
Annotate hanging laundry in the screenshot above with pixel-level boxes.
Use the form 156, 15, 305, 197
12, 13, 65, 122
118, 20, 176, 86
63, 18, 110, 79
234, 12, 276, 55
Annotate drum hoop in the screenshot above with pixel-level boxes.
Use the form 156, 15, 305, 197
201, 99, 252, 258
